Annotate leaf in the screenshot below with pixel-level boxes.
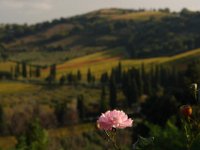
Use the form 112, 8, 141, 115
132, 136, 154, 150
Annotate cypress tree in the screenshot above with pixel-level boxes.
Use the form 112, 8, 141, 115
77, 95, 85, 121
116, 62, 122, 83
138, 69, 144, 96
100, 72, 109, 84
155, 65, 161, 88
50, 64, 56, 81
29, 66, 33, 78
14, 63, 20, 78
10, 66, 14, 79
35, 66, 41, 78
0, 105, 5, 135
16, 119, 49, 150
109, 75, 117, 109
22, 62, 27, 78
87, 68, 92, 83
132, 78, 139, 103
77, 70, 82, 81
67, 72, 73, 84
59, 75, 65, 86
54, 101, 68, 126
100, 85, 107, 112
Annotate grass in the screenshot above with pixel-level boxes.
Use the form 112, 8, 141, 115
0, 61, 16, 72
0, 136, 17, 150
9, 46, 107, 66
48, 123, 96, 138
41, 47, 125, 79
0, 123, 95, 149
0, 81, 38, 95
2, 48, 200, 80
111, 11, 171, 21
47, 48, 200, 80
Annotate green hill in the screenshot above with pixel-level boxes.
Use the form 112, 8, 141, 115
1, 8, 200, 65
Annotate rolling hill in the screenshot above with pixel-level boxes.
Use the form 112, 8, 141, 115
1, 8, 200, 66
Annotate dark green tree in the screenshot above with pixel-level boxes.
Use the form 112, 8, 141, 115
49, 64, 56, 81
100, 85, 107, 112
109, 75, 117, 109
59, 75, 65, 86
100, 72, 109, 84
15, 119, 49, 150
14, 63, 20, 78
22, 62, 27, 78
87, 68, 92, 83
54, 101, 68, 126
0, 105, 6, 135
77, 95, 85, 121
77, 70, 82, 81
35, 66, 41, 78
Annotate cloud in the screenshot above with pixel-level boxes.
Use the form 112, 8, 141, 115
0, 0, 53, 11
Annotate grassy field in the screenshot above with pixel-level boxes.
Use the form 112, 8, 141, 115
1, 48, 200, 80
0, 123, 96, 149
111, 11, 171, 21
41, 48, 200, 80
0, 81, 38, 95
0, 61, 16, 72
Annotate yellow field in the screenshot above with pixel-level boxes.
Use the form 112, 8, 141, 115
1, 48, 200, 80
0, 82, 38, 94
111, 11, 170, 21
41, 48, 125, 79
48, 123, 96, 138
0, 61, 16, 72
0, 123, 95, 149
46, 48, 200, 80
0, 136, 17, 150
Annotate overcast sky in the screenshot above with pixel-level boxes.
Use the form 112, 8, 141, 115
0, 0, 200, 24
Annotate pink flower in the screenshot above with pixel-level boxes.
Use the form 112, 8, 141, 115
97, 109, 133, 130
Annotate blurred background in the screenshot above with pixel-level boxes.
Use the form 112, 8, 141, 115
0, 0, 200, 149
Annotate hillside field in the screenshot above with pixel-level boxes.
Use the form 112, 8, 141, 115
1, 47, 200, 80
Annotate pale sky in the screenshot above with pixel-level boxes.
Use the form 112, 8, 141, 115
0, 0, 200, 24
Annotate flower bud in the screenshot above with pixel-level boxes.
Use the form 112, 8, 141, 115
180, 105, 192, 117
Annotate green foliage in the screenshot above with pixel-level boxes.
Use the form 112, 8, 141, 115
59, 75, 66, 86
77, 95, 85, 120
49, 64, 56, 81
146, 119, 187, 150
77, 70, 82, 81
133, 136, 154, 150
53, 101, 68, 126
22, 62, 27, 78
15, 119, 49, 150
142, 94, 179, 126
109, 74, 117, 109
0, 104, 6, 135
2, 9, 200, 64
87, 68, 92, 83
99, 85, 108, 112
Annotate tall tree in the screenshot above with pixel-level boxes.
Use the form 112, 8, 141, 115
54, 101, 68, 126
49, 64, 56, 81
87, 68, 92, 83
14, 63, 20, 78
35, 66, 41, 78
77, 95, 85, 121
22, 62, 27, 78
59, 75, 65, 86
100, 85, 107, 112
16, 119, 49, 150
77, 70, 82, 81
109, 75, 117, 109
0, 105, 5, 135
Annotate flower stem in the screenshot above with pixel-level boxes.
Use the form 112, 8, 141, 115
104, 130, 121, 150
